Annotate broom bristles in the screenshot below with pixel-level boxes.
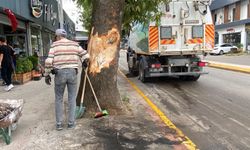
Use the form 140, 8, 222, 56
94, 110, 108, 118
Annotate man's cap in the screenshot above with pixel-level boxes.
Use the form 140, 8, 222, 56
55, 29, 67, 36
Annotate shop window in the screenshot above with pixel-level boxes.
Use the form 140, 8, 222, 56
215, 32, 219, 44
214, 14, 217, 24
160, 26, 172, 39
31, 27, 42, 55
223, 32, 241, 45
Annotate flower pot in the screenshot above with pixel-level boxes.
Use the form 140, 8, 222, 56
15, 72, 32, 84
32, 70, 42, 81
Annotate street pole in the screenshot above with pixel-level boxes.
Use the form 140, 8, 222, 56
58, 0, 64, 29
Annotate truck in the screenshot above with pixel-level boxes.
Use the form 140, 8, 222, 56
127, 0, 214, 82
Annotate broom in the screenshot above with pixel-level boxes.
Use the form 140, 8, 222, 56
85, 73, 108, 118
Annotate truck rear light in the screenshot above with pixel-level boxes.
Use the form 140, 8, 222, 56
198, 61, 207, 67
151, 63, 161, 69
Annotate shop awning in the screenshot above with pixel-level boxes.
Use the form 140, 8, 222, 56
215, 19, 250, 30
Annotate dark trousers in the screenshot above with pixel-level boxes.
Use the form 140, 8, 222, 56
1, 66, 12, 85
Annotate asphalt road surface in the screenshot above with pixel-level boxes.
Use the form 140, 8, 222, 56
119, 51, 250, 150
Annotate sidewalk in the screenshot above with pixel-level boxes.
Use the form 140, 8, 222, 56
206, 54, 250, 66
0, 74, 191, 149
206, 54, 250, 74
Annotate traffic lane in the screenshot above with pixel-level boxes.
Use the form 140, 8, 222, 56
119, 54, 250, 149
146, 68, 250, 150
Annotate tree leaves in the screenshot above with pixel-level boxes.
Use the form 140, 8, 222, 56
77, 0, 169, 36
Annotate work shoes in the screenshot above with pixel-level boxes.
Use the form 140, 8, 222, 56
56, 124, 63, 131
2, 81, 6, 86
67, 123, 75, 129
4, 84, 14, 91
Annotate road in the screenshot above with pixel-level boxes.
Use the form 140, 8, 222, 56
119, 51, 250, 150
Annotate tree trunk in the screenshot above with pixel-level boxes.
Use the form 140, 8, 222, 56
76, 0, 125, 115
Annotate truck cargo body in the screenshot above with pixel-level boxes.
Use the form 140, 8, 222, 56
127, 0, 214, 82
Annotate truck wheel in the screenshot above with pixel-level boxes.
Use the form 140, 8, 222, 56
139, 60, 147, 83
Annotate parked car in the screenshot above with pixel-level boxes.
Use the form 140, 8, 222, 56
210, 44, 238, 55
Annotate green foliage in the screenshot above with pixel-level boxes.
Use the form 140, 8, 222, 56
77, 0, 169, 36
123, 0, 168, 35
16, 57, 33, 74
77, 0, 93, 32
28, 56, 39, 69
235, 43, 243, 49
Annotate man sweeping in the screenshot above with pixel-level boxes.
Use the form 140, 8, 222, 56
44, 29, 89, 131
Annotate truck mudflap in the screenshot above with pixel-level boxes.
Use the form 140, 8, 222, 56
147, 71, 208, 77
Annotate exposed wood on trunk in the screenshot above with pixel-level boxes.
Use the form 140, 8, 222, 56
76, 0, 125, 116
88, 27, 120, 74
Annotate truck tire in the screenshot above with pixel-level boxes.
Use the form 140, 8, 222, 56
180, 75, 200, 81
139, 59, 147, 83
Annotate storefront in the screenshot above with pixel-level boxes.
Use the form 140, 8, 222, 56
0, 0, 75, 57
0, 12, 28, 54
245, 25, 250, 51
216, 24, 246, 50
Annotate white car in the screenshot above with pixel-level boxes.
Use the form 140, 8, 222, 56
210, 44, 238, 55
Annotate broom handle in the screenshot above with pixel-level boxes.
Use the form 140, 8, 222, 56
86, 74, 102, 112
80, 67, 88, 104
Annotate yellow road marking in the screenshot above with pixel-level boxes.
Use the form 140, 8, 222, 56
118, 70, 197, 150
208, 61, 250, 74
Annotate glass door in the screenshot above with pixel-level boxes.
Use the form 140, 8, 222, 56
5, 34, 27, 56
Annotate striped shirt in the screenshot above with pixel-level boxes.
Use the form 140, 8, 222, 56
44, 38, 88, 76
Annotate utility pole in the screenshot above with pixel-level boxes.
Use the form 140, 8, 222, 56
58, 0, 64, 29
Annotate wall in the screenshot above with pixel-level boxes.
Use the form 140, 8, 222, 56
215, 8, 224, 25
241, 0, 248, 20
228, 4, 236, 22
224, 6, 229, 23
63, 11, 75, 39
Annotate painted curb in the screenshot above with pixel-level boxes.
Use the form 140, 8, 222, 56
208, 61, 250, 74
118, 70, 198, 150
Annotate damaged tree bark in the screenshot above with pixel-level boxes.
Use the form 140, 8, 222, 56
76, 0, 125, 115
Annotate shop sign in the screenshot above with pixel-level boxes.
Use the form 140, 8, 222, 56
31, 0, 43, 18
44, 4, 57, 26
30, 0, 58, 26
227, 28, 235, 33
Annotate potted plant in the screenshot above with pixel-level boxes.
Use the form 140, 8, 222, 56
28, 55, 42, 80
15, 57, 33, 84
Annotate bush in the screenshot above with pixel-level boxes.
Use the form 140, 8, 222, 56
28, 56, 38, 69
16, 57, 33, 73
235, 43, 243, 49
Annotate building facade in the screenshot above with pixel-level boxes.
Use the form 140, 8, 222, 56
211, 0, 250, 51
0, 0, 75, 57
